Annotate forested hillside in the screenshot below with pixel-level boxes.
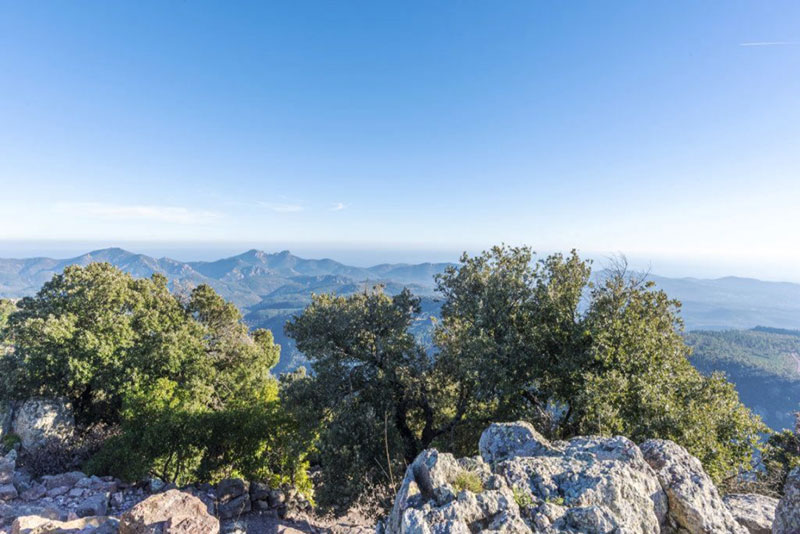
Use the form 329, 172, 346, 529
687, 328, 800, 430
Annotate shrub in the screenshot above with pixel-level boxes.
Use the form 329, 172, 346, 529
2, 264, 305, 490
453, 470, 483, 493
512, 486, 535, 509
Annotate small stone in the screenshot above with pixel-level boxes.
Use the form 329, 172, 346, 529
41, 472, 86, 491
45, 486, 68, 498
249, 481, 270, 501
76, 492, 109, 518
0, 484, 18, 501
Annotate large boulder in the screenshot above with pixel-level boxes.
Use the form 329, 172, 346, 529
640, 439, 747, 534
119, 489, 219, 534
11, 399, 75, 450
773, 467, 800, 534
722, 493, 776, 534
385, 422, 674, 534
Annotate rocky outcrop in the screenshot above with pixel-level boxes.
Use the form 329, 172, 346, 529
773, 467, 800, 534
119, 489, 219, 534
9, 400, 75, 451
384, 421, 769, 534
640, 439, 747, 534
721, 493, 776, 534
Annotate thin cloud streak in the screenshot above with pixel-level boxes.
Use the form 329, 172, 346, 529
259, 202, 304, 213
739, 41, 799, 47
56, 203, 221, 224
330, 202, 347, 211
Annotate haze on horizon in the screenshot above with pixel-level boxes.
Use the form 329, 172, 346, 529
2, 2, 800, 280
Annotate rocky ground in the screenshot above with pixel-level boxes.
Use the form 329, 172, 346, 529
4, 417, 800, 532
0, 448, 372, 534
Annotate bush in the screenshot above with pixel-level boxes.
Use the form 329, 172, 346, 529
86, 378, 311, 493
2, 264, 306, 490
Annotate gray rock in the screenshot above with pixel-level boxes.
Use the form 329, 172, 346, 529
249, 481, 270, 502
12, 471, 32, 494
384, 422, 751, 534
722, 493, 776, 534
20, 484, 46, 501
773, 467, 800, 534
216, 479, 247, 502
217, 494, 250, 520
640, 439, 747, 534
478, 421, 557, 464
499, 435, 667, 533
41, 471, 86, 490
0, 451, 16, 485
10, 399, 75, 451
0, 483, 18, 501
266, 489, 285, 508
76, 493, 109, 518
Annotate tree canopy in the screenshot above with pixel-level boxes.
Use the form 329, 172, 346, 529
286, 246, 766, 508
0, 263, 305, 487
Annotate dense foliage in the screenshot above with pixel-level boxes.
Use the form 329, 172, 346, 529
686, 328, 800, 380
286, 246, 767, 509
0, 264, 307, 488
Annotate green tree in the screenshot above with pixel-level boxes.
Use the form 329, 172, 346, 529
2, 263, 306, 487
287, 246, 766, 509
284, 288, 466, 510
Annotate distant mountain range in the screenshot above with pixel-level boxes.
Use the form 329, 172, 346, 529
0, 248, 450, 373
2, 247, 800, 429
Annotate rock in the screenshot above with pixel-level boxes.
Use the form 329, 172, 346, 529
41, 472, 86, 491
216, 479, 247, 501
146, 479, 165, 494
0, 484, 18, 502
384, 422, 760, 534
722, 493, 776, 534
499, 435, 667, 533
45, 486, 68, 498
249, 481, 270, 502
11, 515, 117, 534
12, 472, 31, 495
0, 451, 16, 486
386, 447, 525, 534
640, 439, 747, 534
267, 490, 285, 508
119, 489, 218, 534
774, 467, 800, 534
20, 485, 46, 501
216, 479, 250, 519
217, 495, 250, 520
76, 493, 109, 518
478, 421, 556, 464
10, 400, 75, 451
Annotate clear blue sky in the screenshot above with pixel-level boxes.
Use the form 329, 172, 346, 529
2, 2, 800, 278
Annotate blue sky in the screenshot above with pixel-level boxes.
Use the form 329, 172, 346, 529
2, 2, 800, 279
